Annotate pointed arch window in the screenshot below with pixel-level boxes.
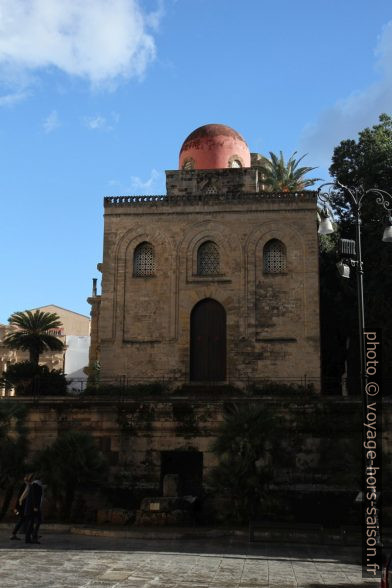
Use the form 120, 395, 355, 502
263, 239, 287, 273
133, 242, 155, 277
197, 241, 220, 275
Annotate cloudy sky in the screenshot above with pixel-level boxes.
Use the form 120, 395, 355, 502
1, 0, 391, 322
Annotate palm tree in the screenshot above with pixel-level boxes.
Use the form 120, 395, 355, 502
259, 151, 321, 192
4, 310, 64, 366
36, 431, 107, 520
209, 402, 284, 522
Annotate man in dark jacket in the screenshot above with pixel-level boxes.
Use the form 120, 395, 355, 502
10, 473, 33, 540
24, 477, 43, 544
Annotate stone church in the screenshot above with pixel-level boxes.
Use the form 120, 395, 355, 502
89, 124, 320, 389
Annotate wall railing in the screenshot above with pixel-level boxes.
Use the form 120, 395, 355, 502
2, 376, 390, 399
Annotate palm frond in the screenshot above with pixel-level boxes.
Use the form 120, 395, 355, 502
259, 150, 320, 191
4, 310, 64, 363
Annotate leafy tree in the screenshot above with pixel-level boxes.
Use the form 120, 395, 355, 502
318, 231, 354, 392
0, 361, 68, 396
0, 401, 28, 520
259, 151, 321, 192
330, 113, 392, 205
208, 403, 287, 522
325, 114, 392, 385
4, 310, 64, 366
36, 431, 107, 520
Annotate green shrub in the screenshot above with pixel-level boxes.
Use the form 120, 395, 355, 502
81, 382, 167, 397
35, 431, 107, 520
1, 361, 68, 396
172, 383, 243, 396
0, 401, 28, 519
208, 402, 284, 523
246, 380, 315, 396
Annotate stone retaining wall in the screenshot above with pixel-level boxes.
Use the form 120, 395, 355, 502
5, 395, 390, 523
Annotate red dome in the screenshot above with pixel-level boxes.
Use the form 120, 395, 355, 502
179, 124, 251, 170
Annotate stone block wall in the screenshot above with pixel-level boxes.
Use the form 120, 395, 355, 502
22, 397, 224, 496
9, 395, 389, 525
165, 168, 259, 196
97, 192, 320, 387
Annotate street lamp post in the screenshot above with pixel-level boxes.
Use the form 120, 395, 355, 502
318, 181, 392, 573
317, 181, 392, 399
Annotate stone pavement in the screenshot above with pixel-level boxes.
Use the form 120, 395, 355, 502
0, 531, 380, 588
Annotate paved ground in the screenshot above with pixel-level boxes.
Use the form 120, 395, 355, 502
0, 531, 380, 588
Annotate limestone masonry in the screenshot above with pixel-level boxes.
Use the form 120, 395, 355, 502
89, 124, 320, 388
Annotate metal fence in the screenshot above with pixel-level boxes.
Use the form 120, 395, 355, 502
2, 375, 391, 399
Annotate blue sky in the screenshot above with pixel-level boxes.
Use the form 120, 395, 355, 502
1, 0, 391, 323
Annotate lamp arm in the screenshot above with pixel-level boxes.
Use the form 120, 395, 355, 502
316, 182, 338, 221
336, 181, 361, 212
320, 181, 392, 216
365, 188, 392, 215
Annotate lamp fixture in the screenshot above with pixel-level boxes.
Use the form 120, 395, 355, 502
336, 261, 350, 279
382, 216, 392, 242
318, 207, 334, 235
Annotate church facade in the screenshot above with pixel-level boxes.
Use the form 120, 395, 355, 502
89, 124, 320, 388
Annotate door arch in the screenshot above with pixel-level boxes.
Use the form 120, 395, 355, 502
190, 298, 226, 382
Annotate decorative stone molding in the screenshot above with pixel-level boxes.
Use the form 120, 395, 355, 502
104, 190, 317, 208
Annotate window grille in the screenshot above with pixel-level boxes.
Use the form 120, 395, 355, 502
197, 241, 220, 275
263, 239, 286, 273
133, 242, 155, 277
205, 185, 217, 194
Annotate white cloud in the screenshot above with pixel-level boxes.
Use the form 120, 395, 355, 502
300, 21, 392, 169
43, 109, 60, 133
85, 115, 108, 130
107, 169, 165, 195
108, 179, 122, 188
84, 111, 119, 131
145, 0, 164, 31
0, 90, 29, 106
130, 168, 164, 194
0, 0, 160, 87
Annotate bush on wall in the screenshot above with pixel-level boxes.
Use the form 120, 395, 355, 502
1, 361, 68, 396
82, 382, 167, 397
35, 430, 107, 521
0, 401, 28, 520
208, 402, 286, 523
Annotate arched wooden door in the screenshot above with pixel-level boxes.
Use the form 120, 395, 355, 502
190, 298, 226, 382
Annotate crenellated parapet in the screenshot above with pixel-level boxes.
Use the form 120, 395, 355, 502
104, 190, 317, 208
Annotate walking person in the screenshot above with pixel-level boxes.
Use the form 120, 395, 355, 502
24, 475, 44, 544
10, 473, 33, 541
